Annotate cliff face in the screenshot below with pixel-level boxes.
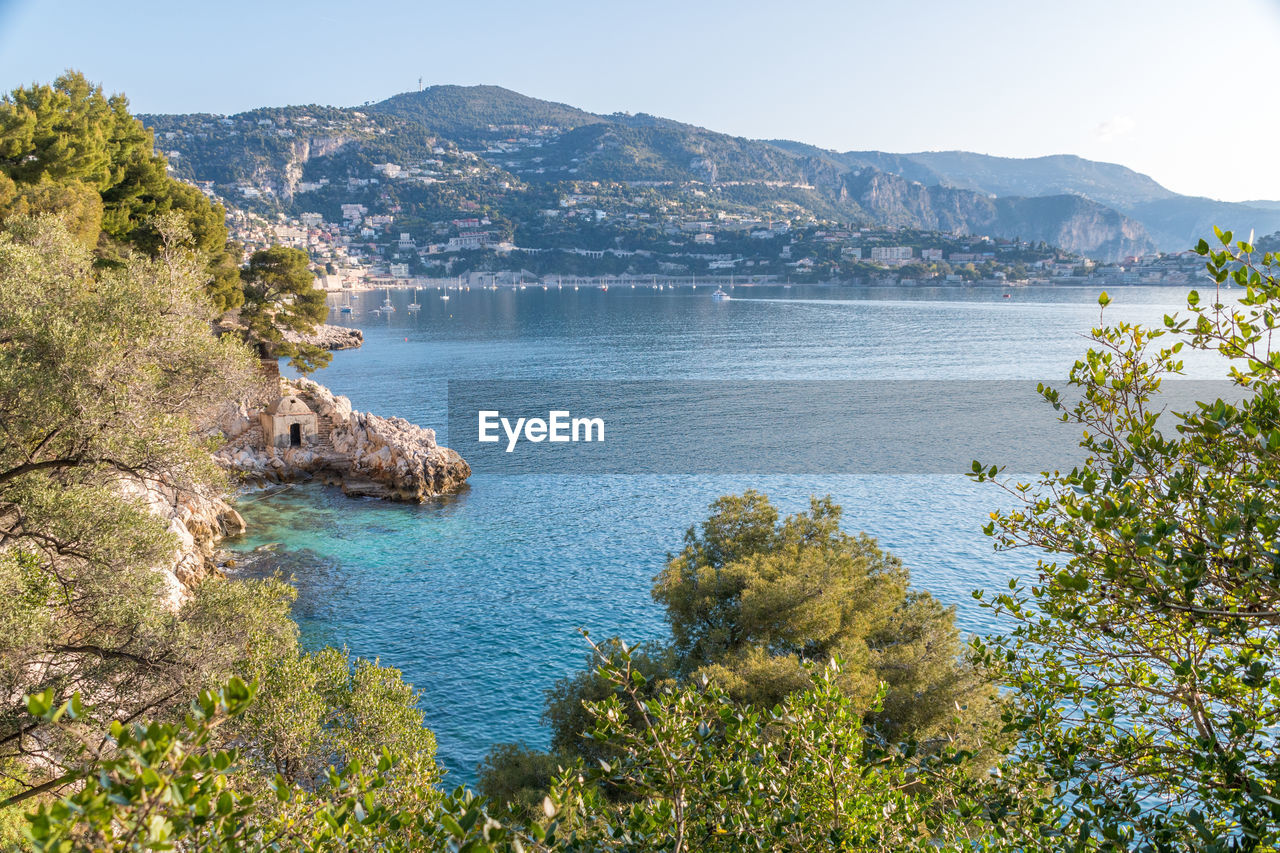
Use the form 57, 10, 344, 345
278, 135, 354, 203
214, 378, 471, 502
120, 477, 246, 610
844, 170, 1156, 260
991, 195, 1154, 261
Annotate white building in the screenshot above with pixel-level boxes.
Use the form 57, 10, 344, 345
870, 246, 913, 261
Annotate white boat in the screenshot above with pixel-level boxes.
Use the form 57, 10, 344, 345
712, 288, 730, 301
440, 293, 450, 301
381, 289, 395, 313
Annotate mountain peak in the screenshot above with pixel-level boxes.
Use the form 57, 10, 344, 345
369, 85, 602, 137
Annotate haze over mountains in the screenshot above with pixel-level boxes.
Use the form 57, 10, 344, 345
145, 85, 1280, 260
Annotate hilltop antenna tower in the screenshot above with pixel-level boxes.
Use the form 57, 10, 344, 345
418, 76, 423, 91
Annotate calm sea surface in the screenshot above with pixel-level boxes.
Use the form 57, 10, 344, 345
227, 283, 1230, 783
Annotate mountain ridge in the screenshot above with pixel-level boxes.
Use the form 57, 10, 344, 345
143, 84, 1278, 259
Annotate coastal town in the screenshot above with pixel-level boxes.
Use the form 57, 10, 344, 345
213, 179, 1208, 293
147, 106, 1221, 292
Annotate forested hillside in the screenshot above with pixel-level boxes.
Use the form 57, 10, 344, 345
144, 85, 1185, 260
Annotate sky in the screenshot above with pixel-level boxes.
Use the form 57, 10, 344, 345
1, 0, 1278, 201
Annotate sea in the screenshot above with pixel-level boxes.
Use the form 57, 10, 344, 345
226, 282, 1231, 783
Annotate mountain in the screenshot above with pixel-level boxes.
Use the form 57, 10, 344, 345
367, 85, 604, 143
770, 148, 1280, 252
143, 85, 1276, 261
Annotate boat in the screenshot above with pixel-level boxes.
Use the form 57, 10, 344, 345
712, 288, 730, 301
407, 288, 421, 313
440, 293, 450, 301
381, 289, 395, 313
339, 305, 353, 314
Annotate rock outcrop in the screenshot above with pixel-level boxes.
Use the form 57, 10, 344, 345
120, 477, 247, 609
214, 378, 470, 502
282, 324, 364, 351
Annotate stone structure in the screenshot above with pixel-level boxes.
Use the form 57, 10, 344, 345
260, 394, 318, 449
217, 378, 470, 502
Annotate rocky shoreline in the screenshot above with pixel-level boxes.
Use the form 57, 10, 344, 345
282, 323, 364, 351
214, 378, 471, 502
122, 477, 248, 608
143, 361, 467, 603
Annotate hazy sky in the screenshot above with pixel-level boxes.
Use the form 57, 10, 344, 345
2, 0, 1278, 201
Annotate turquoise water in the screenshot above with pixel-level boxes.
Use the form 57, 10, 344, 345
228, 284, 1226, 783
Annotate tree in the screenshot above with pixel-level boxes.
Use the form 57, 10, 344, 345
19, 667, 1049, 853
653, 492, 998, 747
238, 245, 331, 373
0, 72, 242, 310
21, 681, 513, 853
483, 493, 1001, 816
971, 228, 1280, 849
535, 641, 1053, 853
0, 219, 439, 835
0, 214, 271, 807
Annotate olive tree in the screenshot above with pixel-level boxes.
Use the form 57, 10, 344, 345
972, 229, 1280, 849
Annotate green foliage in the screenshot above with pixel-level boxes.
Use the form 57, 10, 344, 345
542, 639, 676, 766
486, 493, 1000, 818
537, 640, 1053, 852
0, 72, 242, 310
0, 216, 274, 815
653, 492, 998, 745
19, 680, 485, 852
235, 645, 437, 788
17, 659, 1050, 853
477, 743, 568, 823
238, 245, 330, 373
970, 229, 1280, 848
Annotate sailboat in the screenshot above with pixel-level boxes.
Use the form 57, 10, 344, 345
381, 289, 395, 313
407, 287, 421, 313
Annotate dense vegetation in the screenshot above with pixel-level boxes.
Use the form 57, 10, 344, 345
478, 494, 1000, 806
0, 72, 243, 310
14, 225, 1280, 850
4, 73, 1280, 851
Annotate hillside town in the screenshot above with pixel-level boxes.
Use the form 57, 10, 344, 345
216, 183, 1210, 292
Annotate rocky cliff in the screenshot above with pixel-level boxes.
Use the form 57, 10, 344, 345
281, 323, 363, 351
214, 378, 470, 502
845, 170, 1156, 260
120, 477, 247, 609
